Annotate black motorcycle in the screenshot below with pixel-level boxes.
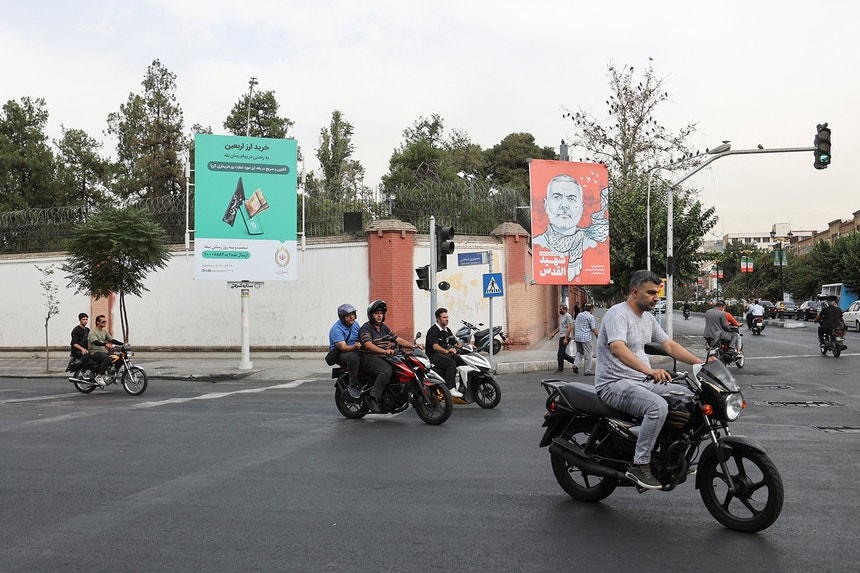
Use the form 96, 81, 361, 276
819, 327, 847, 357
66, 344, 148, 396
683, 308, 691, 320
750, 316, 765, 335
539, 343, 783, 533
705, 326, 745, 369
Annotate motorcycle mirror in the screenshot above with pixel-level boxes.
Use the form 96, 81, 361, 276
438, 281, 450, 291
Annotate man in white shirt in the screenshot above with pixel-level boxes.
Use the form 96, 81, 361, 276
746, 300, 765, 330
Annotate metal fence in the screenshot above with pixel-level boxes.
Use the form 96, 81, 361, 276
1, 182, 529, 255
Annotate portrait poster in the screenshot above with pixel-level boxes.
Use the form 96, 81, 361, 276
529, 160, 610, 285
193, 134, 298, 281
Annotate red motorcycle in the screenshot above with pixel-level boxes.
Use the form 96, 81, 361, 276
332, 333, 453, 425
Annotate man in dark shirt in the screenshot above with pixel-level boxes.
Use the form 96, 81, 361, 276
815, 299, 844, 343
70, 313, 89, 359
358, 300, 415, 413
425, 308, 464, 398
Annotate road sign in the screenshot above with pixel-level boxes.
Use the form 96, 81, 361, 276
483, 273, 503, 298
458, 252, 487, 266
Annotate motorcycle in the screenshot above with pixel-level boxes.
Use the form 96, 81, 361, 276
820, 328, 847, 357
705, 327, 745, 368
454, 320, 506, 354
332, 333, 453, 425
66, 344, 148, 396
683, 308, 691, 320
539, 342, 783, 533
750, 316, 765, 335
429, 343, 501, 409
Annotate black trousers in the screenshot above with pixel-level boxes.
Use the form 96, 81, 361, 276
430, 352, 463, 388
359, 355, 392, 399
557, 338, 575, 370
90, 352, 112, 375
337, 351, 361, 386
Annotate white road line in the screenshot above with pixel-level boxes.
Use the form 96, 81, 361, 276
132, 379, 312, 409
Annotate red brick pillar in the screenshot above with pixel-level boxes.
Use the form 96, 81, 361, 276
492, 222, 560, 349
366, 219, 418, 338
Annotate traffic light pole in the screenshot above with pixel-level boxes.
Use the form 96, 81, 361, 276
665, 145, 815, 341
429, 216, 438, 326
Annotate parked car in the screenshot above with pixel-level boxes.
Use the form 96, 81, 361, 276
651, 299, 666, 314
843, 300, 860, 331
797, 300, 820, 321
780, 301, 797, 319
758, 300, 776, 318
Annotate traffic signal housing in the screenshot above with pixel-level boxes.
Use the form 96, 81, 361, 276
435, 225, 455, 271
814, 123, 831, 170
415, 265, 430, 290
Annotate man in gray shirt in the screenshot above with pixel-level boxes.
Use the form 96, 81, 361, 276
548, 303, 576, 373
595, 270, 705, 489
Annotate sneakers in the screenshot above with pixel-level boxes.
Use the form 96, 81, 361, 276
95, 376, 106, 388
625, 463, 662, 489
347, 384, 362, 399
448, 386, 464, 399
572, 366, 579, 374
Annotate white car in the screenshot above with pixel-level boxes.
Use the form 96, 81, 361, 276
843, 300, 860, 331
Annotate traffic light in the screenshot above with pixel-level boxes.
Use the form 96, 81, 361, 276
415, 265, 430, 290
435, 225, 455, 271
814, 123, 831, 170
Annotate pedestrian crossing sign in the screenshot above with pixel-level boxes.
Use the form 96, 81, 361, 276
483, 273, 503, 298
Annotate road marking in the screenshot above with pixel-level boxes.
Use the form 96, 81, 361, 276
0, 392, 74, 404
132, 379, 312, 409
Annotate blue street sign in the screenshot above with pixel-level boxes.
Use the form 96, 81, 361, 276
483, 273, 503, 298
458, 252, 486, 266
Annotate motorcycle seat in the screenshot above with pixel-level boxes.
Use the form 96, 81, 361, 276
558, 382, 628, 419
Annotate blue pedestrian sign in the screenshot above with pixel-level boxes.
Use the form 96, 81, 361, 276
483, 273, 503, 298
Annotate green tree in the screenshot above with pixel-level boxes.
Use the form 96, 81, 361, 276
63, 208, 171, 341
0, 97, 58, 209
315, 110, 369, 202
106, 59, 188, 200
224, 89, 294, 138
54, 126, 111, 208
563, 62, 715, 300
35, 264, 60, 372
484, 132, 556, 201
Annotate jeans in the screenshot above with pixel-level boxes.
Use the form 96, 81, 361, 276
557, 338, 575, 370
597, 378, 692, 465
573, 340, 593, 374
337, 351, 361, 387
359, 355, 392, 399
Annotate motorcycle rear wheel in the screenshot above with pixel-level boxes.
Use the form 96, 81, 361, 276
334, 387, 367, 419
73, 369, 97, 394
414, 384, 452, 425
833, 345, 842, 357
471, 376, 501, 409
820, 344, 828, 355
121, 367, 148, 396
699, 449, 784, 533
550, 430, 617, 502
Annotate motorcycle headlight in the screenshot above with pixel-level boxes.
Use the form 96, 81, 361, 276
724, 393, 744, 421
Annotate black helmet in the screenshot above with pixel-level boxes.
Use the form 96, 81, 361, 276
337, 303, 357, 323
367, 300, 387, 322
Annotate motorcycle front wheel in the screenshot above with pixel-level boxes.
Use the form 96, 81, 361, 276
699, 449, 784, 533
820, 344, 828, 355
121, 366, 148, 396
471, 375, 501, 409
735, 355, 745, 368
491, 339, 502, 354
551, 430, 618, 502
414, 383, 452, 425
334, 387, 367, 419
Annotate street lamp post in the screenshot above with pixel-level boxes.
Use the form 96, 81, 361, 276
770, 229, 793, 312
245, 77, 258, 137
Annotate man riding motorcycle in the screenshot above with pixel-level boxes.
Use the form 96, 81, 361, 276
358, 300, 417, 413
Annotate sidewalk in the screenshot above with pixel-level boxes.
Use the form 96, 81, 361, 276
0, 331, 708, 382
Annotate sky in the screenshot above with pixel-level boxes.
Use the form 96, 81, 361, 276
2, 0, 858, 237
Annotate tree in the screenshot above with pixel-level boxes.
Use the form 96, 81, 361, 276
315, 110, 369, 202
224, 89, 294, 139
0, 97, 58, 209
54, 126, 110, 208
563, 62, 716, 300
63, 208, 171, 341
484, 132, 556, 201
35, 264, 60, 373
106, 59, 188, 201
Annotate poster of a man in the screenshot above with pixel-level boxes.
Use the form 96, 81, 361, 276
530, 161, 610, 284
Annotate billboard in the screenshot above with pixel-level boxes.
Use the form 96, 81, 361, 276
529, 160, 610, 285
193, 134, 298, 281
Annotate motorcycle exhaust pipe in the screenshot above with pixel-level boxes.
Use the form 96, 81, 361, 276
549, 438, 628, 482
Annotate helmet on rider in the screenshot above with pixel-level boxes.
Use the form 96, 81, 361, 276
367, 300, 387, 322
337, 303, 357, 324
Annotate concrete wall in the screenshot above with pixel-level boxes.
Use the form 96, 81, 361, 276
2, 234, 516, 351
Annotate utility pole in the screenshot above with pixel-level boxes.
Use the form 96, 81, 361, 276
245, 77, 258, 137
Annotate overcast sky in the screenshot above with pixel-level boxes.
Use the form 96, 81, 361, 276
2, 0, 857, 237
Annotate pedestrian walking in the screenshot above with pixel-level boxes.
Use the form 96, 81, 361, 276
573, 302, 598, 375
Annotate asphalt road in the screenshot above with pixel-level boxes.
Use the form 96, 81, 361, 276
1, 317, 858, 572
